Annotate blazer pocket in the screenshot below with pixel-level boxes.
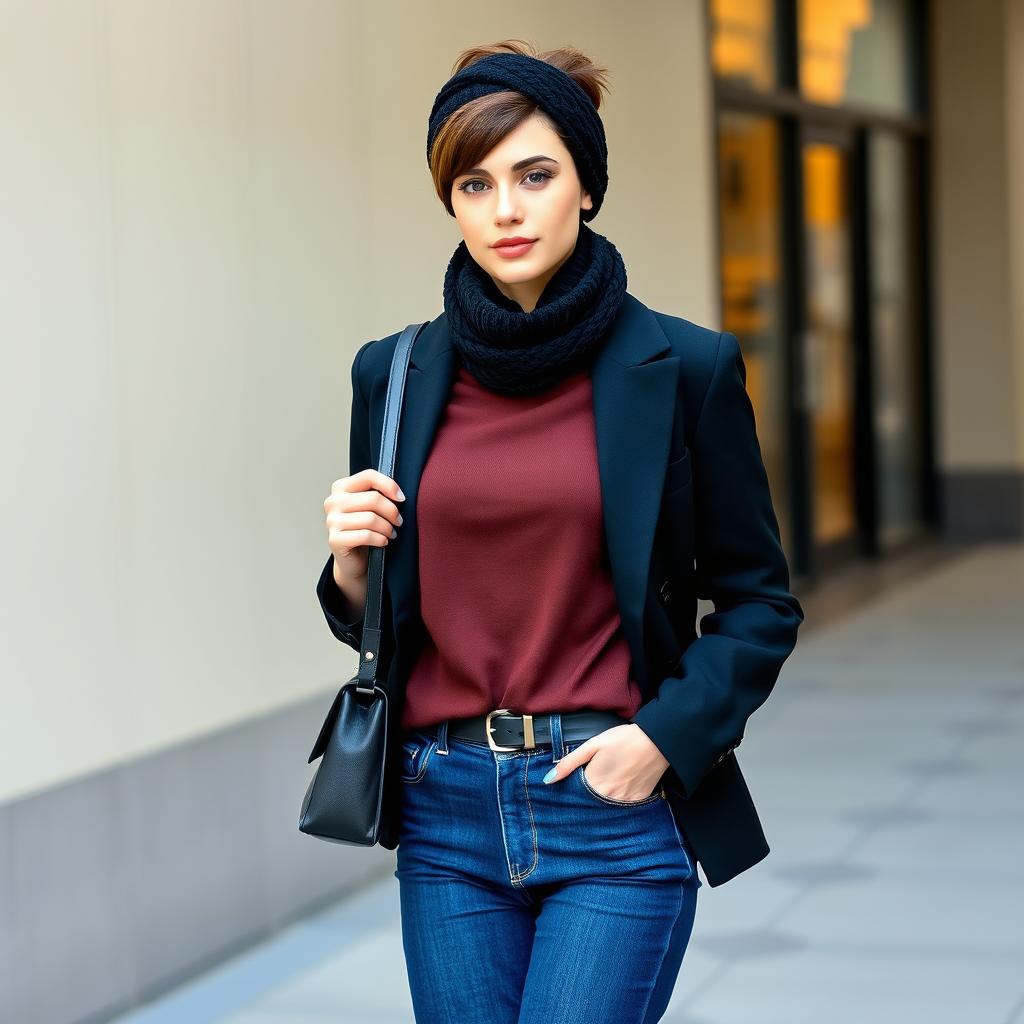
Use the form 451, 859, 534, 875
663, 447, 693, 497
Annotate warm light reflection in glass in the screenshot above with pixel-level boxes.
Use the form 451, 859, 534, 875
803, 143, 857, 545
711, 0, 777, 91
717, 112, 791, 553
799, 0, 872, 104
798, 0, 916, 112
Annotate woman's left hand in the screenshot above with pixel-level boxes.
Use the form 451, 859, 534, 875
542, 724, 670, 801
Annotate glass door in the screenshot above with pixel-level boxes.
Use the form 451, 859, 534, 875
800, 126, 860, 566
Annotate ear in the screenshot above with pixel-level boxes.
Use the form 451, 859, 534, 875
581, 189, 593, 211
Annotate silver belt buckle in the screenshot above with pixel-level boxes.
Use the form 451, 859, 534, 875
485, 709, 535, 751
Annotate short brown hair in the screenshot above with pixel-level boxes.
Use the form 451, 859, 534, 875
429, 39, 611, 218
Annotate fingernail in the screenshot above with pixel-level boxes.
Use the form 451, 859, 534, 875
390, 526, 397, 538
397, 513, 404, 525
396, 487, 406, 501
543, 767, 557, 784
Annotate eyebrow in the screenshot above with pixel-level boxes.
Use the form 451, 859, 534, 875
458, 155, 560, 178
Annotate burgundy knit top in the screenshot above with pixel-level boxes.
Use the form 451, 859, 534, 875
400, 360, 643, 731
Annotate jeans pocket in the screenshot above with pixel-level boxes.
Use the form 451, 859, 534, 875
399, 731, 438, 784
576, 762, 664, 807
560, 739, 664, 807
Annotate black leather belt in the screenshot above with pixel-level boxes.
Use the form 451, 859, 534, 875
436, 708, 629, 752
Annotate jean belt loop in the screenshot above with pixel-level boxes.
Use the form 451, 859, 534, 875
551, 712, 565, 762
436, 719, 450, 755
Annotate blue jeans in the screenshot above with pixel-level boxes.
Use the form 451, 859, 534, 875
393, 713, 701, 1023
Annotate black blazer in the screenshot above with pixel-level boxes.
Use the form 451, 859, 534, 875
316, 292, 804, 887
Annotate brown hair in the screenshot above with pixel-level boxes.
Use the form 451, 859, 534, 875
429, 39, 611, 218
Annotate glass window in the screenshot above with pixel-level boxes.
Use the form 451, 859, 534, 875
802, 141, 857, 548
868, 131, 927, 546
798, 0, 918, 113
711, 0, 778, 92
716, 111, 792, 553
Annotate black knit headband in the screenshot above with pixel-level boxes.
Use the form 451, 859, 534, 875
426, 52, 608, 222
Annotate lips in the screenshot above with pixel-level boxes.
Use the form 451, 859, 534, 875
492, 237, 537, 248
491, 238, 537, 259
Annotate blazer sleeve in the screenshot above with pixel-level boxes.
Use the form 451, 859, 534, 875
630, 330, 804, 798
315, 338, 375, 652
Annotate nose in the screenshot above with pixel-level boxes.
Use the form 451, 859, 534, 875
493, 180, 522, 224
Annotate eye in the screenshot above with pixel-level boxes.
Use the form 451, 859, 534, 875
455, 169, 554, 194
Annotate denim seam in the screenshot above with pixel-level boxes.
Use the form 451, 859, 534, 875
664, 801, 698, 882
494, 754, 522, 887
509, 750, 540, 883
639, 883, 686, 1024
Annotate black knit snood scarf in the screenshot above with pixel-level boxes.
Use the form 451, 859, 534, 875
442, 221, 627, 396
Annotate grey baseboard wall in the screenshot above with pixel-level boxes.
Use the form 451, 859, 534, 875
0, 688, 395, 1024
941, 468, 1024, 540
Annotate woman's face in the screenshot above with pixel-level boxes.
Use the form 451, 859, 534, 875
450, 112, 593, 313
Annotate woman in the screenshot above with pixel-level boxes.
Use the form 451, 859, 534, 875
316, 40, 804, 1024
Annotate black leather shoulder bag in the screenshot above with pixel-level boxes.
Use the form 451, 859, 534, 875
298, 320, 428, 845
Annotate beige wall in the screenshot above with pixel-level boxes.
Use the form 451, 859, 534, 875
0, 0, 716, 802
932, 0, 1024, 468
1006, 0, 1024, 462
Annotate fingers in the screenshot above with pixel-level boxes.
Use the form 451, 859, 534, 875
328, 519, 392, 553
543, 737, 594, 783
325, 473, 405, 532
335, 469, 405, 504
324, 471, 406, 559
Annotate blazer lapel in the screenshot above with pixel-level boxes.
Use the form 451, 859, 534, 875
382, 293, 680, 689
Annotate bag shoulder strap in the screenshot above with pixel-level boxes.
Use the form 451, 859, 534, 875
355, 321, 428, 691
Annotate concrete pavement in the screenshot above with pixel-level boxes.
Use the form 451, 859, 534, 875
109, 540, 1024, 1024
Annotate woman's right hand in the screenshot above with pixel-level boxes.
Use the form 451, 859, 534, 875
324, 469, 405, 591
